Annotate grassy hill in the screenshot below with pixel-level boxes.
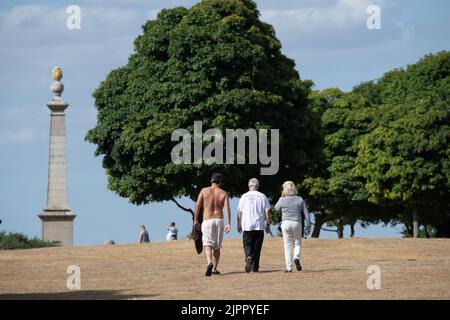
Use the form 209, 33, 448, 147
0, 238, 449, 299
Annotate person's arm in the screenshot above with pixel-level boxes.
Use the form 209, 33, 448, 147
194, 189, 203, 226
274, 197, 283, 212
139, 230, 143, 243
303, 199, 312, 232
265, 208, 271, 224
264, 208, 271, 233
237, 197, 243, 233
224, 194, 231, 233
237, 211, 242, 233
264, 196, 271, 233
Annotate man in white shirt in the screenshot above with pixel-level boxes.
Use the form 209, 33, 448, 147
237, 178, 271, 273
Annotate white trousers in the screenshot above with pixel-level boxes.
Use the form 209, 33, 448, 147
281, 220, 302, 271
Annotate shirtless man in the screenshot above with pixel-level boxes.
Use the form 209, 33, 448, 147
194, 173, 231, 277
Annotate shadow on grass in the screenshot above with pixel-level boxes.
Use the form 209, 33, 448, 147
220, 268, 349, 276
222, 269, 283, 276
301, 268, 348, 274
0, 290, 160, 300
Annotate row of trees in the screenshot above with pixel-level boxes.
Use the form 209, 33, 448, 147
86, 0, 449, 237
304, 52, 450, 237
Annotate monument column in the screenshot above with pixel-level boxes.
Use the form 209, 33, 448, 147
38, 67, 76, 246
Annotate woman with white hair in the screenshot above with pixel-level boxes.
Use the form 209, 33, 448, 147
275, 181, 311, 272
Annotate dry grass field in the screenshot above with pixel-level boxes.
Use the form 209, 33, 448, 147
0, 238, 449, 300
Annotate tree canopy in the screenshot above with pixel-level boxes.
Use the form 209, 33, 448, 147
354, 52, 450, 236
86, 0, 322, 216
303, 89, 392, 237
304, 51, 450, 237
85, 0, 449, 237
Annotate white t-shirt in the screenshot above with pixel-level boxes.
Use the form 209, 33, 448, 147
166, 227, 178, 241
238, 190, 270, 231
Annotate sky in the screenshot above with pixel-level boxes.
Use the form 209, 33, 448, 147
0, 0, 449, 245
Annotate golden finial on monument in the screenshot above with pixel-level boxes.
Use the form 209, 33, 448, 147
50, 67, 64, 100
52, 66, 63, 81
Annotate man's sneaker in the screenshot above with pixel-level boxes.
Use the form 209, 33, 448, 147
245, 256, 252, 273
294, 259, 302, 271
284, 270, 292, 273
205, 263, 213, 277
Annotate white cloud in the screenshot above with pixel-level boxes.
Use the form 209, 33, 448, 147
261, 0, 383, 30
258, 0, 404, 53
0, 4, 151, 106
0, 5, 144, 33
0, 3, 164, 151
146, 9, 159, 20
0, 5, 56, 30
0, 127, 36, 144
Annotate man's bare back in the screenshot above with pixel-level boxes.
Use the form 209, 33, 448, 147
193, 174, 231, 276
197, 185, 227, 220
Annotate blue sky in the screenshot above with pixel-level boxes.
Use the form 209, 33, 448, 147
0, 0, 449, 245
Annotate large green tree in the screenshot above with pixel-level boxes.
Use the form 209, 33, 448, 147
302, 89, 392, 238
354, 52, 450, 237
303, 52, 450, 238
86, 0, 321, 219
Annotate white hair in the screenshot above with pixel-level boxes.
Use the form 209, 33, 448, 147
248, 178, 259, 190
282, 181, 297, 196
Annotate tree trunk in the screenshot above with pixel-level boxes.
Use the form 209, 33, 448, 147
170, 197, 198, 239
170, 197, 195, 220
337, 221, 344, 239
350, 223, 355, 238
311, 213, 326, 238
412, 207, 419, 238
404, 222, 412, 237
424, 225, 430, 239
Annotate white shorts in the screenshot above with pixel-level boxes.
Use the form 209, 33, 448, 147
201, 218, 224, 250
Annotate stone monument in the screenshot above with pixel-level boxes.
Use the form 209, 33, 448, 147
38, 67, 76, 246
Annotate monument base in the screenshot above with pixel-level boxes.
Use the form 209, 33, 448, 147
38, 210, 76, 246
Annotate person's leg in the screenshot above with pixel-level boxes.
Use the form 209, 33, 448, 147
292, 221, 302, 270
213, 220, 224, 273
213, 249, 220, 271
202, 221, 214, 265
243, 231, 254, 260
204, 245, 213, 265
202, 220, 214, 276
281, 221, 294, 271
204, 245, 214, 276
293, 221, 302, 261
252, 230, 265, 271
242, 231, 254, 272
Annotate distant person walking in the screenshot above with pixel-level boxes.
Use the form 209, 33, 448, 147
139, 225, 150, 243
194, 173, 231, 277
166, 222, 178, 241
275, 181, 311, 273
237, 178, 271, 273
